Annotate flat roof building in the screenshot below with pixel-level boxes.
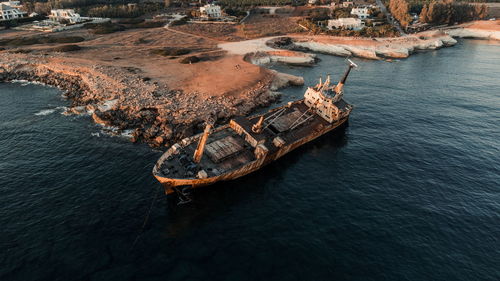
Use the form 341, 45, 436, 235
200, 4, 222, 18
351, 7, 369, 19
328, 17, 365, 30
49, 9, 83, 24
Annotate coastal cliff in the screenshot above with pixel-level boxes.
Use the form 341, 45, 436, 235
446, 28, 500, 40
445, 20, 500, 41
271, 31, 457, 60
221, 31, 457, 62
0, 53, 299, 147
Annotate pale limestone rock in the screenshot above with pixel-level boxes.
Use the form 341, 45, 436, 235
294, 41, 352, 57
270, 70, 304, 91
446, 28, 500, 41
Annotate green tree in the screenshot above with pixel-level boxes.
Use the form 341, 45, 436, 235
389, 0, 412, 27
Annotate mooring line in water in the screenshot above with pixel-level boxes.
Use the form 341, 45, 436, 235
130, 184, 162, 251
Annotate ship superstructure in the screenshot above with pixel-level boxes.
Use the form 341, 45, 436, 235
153, 60, 357, 201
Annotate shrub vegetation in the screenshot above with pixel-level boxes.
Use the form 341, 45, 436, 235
0, 36, 85, 46
51, 44, 82, 52
84, 22, 126, 34
179, 56, 200, 64
151, 47, 191, 56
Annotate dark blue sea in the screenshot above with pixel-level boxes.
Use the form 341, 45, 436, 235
1, 39, 499, 281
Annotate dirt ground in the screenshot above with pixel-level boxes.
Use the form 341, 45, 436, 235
169, 22, 245, 42
169, 13, 303, 41
0, 26, 268, 98
239, 13, 303, 39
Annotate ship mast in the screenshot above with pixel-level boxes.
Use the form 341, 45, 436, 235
334, 59, 358, 94
193, 123, 212, 163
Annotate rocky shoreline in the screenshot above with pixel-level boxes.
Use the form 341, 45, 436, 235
267, 32, 458, 60
445, 28, 500, 41
1, 27, 484, 149
220, 31, 458, 63
0, 53, 302, 148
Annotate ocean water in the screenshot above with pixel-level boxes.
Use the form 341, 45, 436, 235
0, 39, 499, 281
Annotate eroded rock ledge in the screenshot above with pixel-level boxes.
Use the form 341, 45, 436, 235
0, 53, 296, 147
446, 28, 500, 41
266, 31, 457, 60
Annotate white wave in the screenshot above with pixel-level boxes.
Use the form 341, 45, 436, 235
120, 129, 134, 139
91, 132, 100, 137
34, 109, 56, 116
35, 106, 68, 116
98, 124, 119, 137
11, 80, 47, 86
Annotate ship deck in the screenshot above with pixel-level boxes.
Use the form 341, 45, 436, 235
156, 99, 348, 180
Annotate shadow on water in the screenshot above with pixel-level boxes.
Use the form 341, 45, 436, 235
162, 123, 349, 233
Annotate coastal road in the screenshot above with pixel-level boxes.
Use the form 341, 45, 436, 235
375, 0, 407, 36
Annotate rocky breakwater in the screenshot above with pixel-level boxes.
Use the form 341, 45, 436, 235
268, 32, 457, 60
0, 53, 285, 147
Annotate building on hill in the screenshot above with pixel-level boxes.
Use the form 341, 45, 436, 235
351, 7, 369, 19
0, 2, 26, 21
200, 4, 222, 18
328, 17, 364, 30
49, 9, 83, 24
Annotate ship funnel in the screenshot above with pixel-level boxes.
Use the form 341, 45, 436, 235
334, 59, 358, 94
193, 123, 212, 163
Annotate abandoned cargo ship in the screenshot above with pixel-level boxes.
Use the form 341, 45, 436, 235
153, 60, 357, 199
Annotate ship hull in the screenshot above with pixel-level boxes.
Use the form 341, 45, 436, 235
154, 116, 349, 195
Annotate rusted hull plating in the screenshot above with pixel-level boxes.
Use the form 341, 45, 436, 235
154, 116, 349, 195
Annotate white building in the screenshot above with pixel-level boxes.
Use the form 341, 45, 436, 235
351, 7, 369, 19
328, 18, 364, 30
49, 9, 83, 24
0, 1, 25, 21
199, 4, 222, 18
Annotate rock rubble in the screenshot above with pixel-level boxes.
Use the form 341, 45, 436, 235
0, 53, 283, 148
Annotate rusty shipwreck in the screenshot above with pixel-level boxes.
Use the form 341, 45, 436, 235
153, 60, 357, 198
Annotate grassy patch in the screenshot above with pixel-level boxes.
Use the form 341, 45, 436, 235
9, 49, 32, 54
135, 38, 150, 44
51, 45, 82, 52
84, 22, 126, 34
84, 20, 165, 35
170, 18, 188, 26
0, 36, 85, 46
151, 47, 191, 56
117, 18, 145, 24
129, 20, 165, 29
179, 56, 200, 64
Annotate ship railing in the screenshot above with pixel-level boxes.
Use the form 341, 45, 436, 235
262, 107, 287, 130
289, 114, 315, 131
288, 106, 315, 131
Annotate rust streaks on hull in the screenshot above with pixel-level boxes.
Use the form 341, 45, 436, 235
154, 116, 348, 195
